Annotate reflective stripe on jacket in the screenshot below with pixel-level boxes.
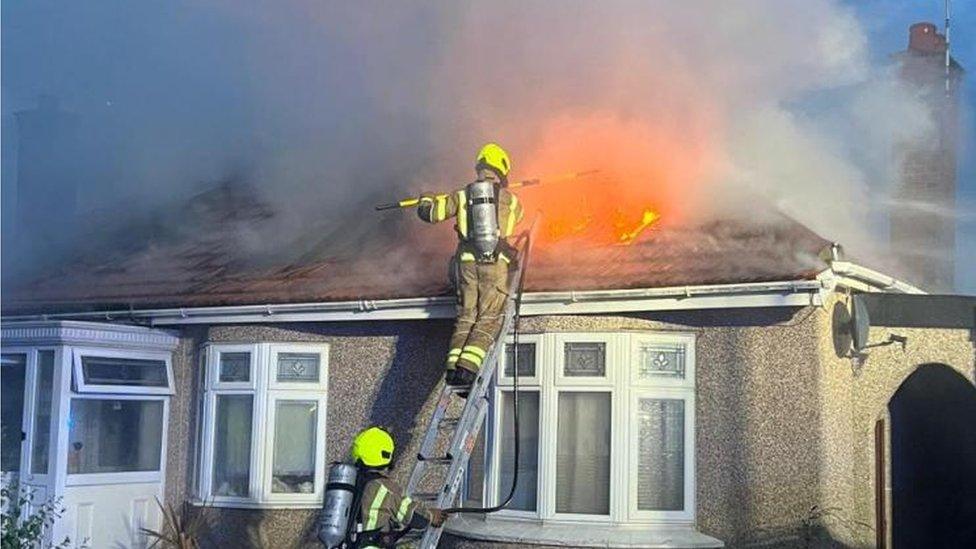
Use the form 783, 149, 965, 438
358, 475, 428, 537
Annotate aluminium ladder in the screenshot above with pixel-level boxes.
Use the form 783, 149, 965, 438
403, 250, 527, 549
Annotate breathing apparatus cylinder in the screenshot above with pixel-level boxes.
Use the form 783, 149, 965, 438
317, 462, 359, 548
466, 180, 499, 260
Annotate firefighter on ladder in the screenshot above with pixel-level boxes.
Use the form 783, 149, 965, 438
417, 143, 524, 391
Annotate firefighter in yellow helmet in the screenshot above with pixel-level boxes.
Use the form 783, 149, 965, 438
348, 427, 447, 548
416, 143, 524, 390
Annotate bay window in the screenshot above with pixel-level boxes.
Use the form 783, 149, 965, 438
198, 343, 329, 507
477, 331, 696, 527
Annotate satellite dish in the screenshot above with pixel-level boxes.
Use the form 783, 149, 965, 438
851, 295, 871, 353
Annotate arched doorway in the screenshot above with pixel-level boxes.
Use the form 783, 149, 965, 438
888, 364, 976, 548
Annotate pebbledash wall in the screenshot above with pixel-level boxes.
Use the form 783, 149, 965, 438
162, 302, 975, 548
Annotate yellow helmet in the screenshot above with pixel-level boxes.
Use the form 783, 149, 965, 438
475, 143, 511, 177
350, 426, 395, 467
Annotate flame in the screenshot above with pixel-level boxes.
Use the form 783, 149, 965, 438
617, 209, 661, 245
514, 111, 717, 249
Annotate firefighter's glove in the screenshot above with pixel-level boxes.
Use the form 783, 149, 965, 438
429, 508, 449, 527
417, 192, 436, 221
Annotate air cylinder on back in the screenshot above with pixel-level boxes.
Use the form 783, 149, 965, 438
466, 180, 499, 260
317, 462, 359, 548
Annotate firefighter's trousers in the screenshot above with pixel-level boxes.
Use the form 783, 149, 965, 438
447, 256, 513, 373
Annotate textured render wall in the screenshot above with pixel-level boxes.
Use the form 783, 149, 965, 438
816, 293, 976, 548
179, 320, 454, 549
163, 305, 974, 548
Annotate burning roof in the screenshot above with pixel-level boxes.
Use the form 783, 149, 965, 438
2, 181, 830, 316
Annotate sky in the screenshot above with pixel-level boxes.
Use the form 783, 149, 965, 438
1, 1, 973, 294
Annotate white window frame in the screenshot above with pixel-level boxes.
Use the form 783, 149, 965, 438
483, 331, 696, 527
72, 347, 174, 395
198, 342, 330, 508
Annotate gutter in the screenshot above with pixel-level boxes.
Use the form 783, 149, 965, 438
3, 279, 825, 326
820, 261, 925, 295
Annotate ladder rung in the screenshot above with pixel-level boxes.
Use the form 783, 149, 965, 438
439, 417, 461, 430
417, 453, 453, 465
411, 492, 440, 501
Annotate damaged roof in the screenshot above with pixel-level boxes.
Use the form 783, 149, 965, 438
2, 183, 831, 315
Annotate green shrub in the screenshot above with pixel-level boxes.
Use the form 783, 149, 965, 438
0, 483, 71, 549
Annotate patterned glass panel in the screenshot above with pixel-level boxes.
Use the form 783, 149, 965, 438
219, 352, 251, 383
563, 342, 606, 377
637, 344, 685, 379
504, 343, 536, 377
636, 398, 684, 511
276, 353, 320, 383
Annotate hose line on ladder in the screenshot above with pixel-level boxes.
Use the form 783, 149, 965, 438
444, 219, 536, 515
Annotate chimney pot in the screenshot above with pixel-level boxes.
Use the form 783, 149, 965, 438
908, 22, 946, 54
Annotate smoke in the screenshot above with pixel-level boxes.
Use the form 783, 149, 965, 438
1, 1, 941, 286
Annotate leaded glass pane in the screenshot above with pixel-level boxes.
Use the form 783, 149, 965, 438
637, 344, 685, 379
276, 353, 320, 383
219, 352, 250, 383
504, 343, 536, 377
636, 398, 684, 511
563, 342, 606, 377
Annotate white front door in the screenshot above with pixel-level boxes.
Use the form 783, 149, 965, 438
59, 396, 168, 548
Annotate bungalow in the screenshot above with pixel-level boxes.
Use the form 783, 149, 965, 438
2, 186, 974, 548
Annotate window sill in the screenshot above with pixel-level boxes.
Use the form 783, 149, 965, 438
188, 499, 322, 510
445, 515, 724, 548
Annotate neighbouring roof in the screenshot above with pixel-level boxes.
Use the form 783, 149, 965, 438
2, 184, 831, 316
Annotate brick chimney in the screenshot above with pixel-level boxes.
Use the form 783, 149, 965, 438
890, 22, 963, 292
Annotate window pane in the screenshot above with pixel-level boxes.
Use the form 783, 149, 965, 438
68, 399, 164, 474
637, 344, 686, 379
1, 354, 27, 473
272, 400, 317, 493
465, 417, 486, 507
504, 343, 536, 377
563, 342, 606, 377
31, 351, 55, 474
556, 392, 611, 514
81, 356, 168, 387
497, 391, 539, 511
276, 353, 320, 383
219, 352, 250, 383
213, 395, 253, 497
637, 398, 685, 511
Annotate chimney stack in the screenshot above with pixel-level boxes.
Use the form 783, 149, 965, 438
889, 22, 963, 292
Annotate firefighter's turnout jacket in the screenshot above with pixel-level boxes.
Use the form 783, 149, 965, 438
418, 186, 524, 373
357, 472, 431, 548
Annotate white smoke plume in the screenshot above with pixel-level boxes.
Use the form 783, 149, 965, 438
1, 0, 942, 283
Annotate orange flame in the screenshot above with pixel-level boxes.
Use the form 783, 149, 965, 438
618, 209, 661, 245
514, 111, 717, 249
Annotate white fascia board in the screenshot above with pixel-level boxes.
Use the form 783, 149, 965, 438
2, 279, 825, 326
